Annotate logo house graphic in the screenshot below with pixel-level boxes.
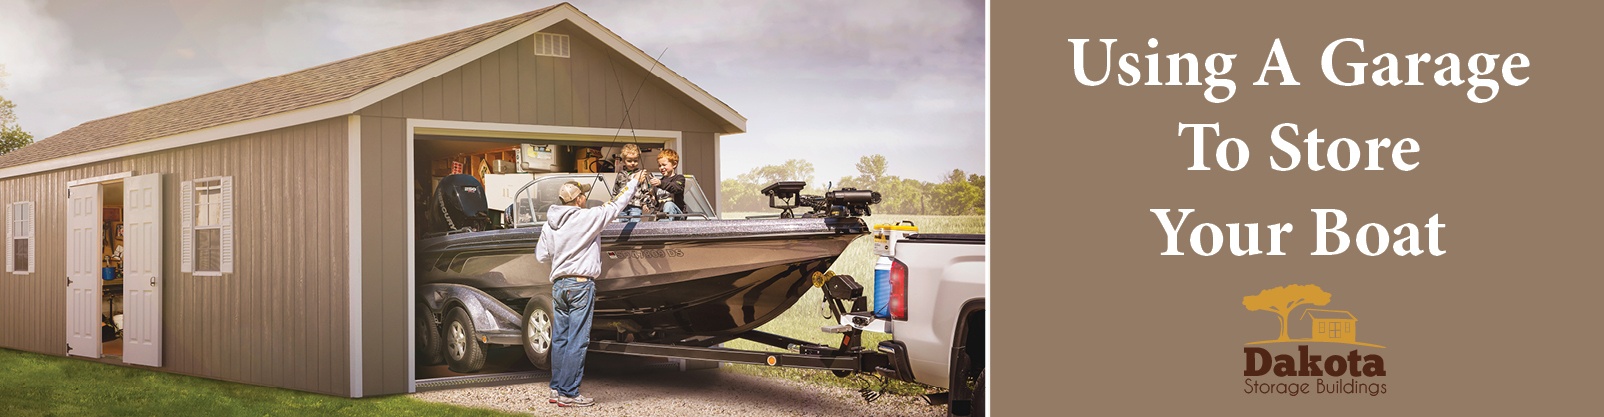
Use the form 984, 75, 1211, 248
1242, 284, 1384, 348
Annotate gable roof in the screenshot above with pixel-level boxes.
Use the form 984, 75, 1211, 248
0, 2, 744, 176
1300, 309, 1357, 321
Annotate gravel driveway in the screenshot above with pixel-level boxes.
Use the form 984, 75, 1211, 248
413, 357, 946, 416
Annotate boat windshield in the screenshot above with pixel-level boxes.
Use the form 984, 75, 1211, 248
510, 173, 717, 227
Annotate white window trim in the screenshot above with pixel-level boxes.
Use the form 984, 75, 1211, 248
7, 201, 35, 274
184, 176, 233, 276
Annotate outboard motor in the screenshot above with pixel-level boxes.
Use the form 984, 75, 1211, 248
427, 174, 490, 233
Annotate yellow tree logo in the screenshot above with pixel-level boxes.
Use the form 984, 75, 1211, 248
1243, 284, 1384, 348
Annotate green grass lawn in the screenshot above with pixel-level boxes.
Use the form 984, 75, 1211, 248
0, 348, 514, 417
718, 213, 985, 394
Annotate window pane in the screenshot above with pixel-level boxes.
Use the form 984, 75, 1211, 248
196, 229, 221, 272
13, 238, 26, 271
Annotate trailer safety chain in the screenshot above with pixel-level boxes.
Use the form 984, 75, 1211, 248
853, 372, 889, 404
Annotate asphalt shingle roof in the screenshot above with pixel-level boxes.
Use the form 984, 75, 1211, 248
0, 4, 562, 169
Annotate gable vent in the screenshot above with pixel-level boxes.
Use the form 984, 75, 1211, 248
534, 33, 570, 58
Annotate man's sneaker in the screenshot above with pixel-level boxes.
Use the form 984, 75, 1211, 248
555, 394, 595, 407
548, 389, 559, 404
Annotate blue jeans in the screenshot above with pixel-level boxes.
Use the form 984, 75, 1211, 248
658, 201, 682, 221
549, 278, 595, 397
621, 206, 642, 222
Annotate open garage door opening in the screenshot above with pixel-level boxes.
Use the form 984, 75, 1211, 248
410, 134, 687, 383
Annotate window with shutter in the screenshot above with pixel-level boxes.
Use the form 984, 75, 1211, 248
187, 177, 232, 276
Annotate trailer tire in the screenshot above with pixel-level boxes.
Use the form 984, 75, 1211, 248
522, 296, 555, 370
417, 303, 444, 365
443, 307, 487, 373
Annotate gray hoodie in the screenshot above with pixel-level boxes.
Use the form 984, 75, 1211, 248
534, 178, 640, 281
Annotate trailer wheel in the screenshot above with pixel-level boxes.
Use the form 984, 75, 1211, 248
442, 307, 487, 373
416, 303, 444, 365
522, 296, 554, 370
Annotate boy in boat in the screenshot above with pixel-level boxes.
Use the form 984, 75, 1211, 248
651, 148, 687, 220
535, 171, 647, 407
612, 143, 658, 221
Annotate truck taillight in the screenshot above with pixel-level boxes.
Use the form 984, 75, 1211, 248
889, 258, 908, 320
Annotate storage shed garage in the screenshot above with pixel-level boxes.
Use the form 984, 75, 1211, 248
0, 2, 744, 397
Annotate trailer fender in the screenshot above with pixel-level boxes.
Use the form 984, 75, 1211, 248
419, 283, 524, 344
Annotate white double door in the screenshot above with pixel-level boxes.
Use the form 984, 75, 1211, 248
65, 174, 163, 367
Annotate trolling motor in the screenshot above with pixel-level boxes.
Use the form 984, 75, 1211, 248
762, 181, 881, 218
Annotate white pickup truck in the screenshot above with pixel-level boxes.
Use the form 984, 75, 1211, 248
848, 226, 987, 417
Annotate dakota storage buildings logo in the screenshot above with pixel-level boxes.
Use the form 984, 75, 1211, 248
1241, 284, 1387, 396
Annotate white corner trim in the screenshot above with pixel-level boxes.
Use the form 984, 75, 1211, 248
347, 115, 365, 398
66, 171, 134, 187
712, 133, 723, 216
405, 118, 417, 393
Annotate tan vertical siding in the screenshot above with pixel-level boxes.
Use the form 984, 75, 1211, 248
0, 117, 350, 396
357, 115, 413, 396
520, 40, 541, 125
360, 30, 721, 133
680, 132, 718, 201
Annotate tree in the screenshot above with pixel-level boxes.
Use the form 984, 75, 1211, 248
718, 160, 820, 213
930, 169, 982, 215
962, 172, 975, 213
0, 65, 33, 156
1242, 284, 1332, 341
0, 124, 30, 155
854, 154, 889, 188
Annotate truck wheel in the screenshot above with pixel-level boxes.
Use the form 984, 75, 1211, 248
972, 369, 986, 417
522, 296, 554, 370
442, 307, 486, 373
416, 303, 444, 365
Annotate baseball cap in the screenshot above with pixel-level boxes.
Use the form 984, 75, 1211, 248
558, 181, 592, 203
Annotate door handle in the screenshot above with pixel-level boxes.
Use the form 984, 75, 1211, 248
67, 278, 73, 286
150, 277, 157, 287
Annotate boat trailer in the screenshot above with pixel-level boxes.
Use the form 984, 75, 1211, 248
587, 272, 914, 381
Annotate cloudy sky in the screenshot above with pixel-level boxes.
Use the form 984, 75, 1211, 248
0, 0, 984, 184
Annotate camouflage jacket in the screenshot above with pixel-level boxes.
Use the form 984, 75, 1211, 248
614, 168, 660, 212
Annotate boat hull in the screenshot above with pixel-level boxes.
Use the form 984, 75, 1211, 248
417, 218, 867, 345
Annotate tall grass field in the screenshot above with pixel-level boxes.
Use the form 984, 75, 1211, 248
719, 213, 985, 391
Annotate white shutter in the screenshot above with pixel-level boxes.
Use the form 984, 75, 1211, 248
181, 180, 192, 273
220, 176, 233, 273
23, 202, 32, 273
5, 203, 12, 273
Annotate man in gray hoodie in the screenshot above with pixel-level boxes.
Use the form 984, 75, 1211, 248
535, 171, 645, 407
